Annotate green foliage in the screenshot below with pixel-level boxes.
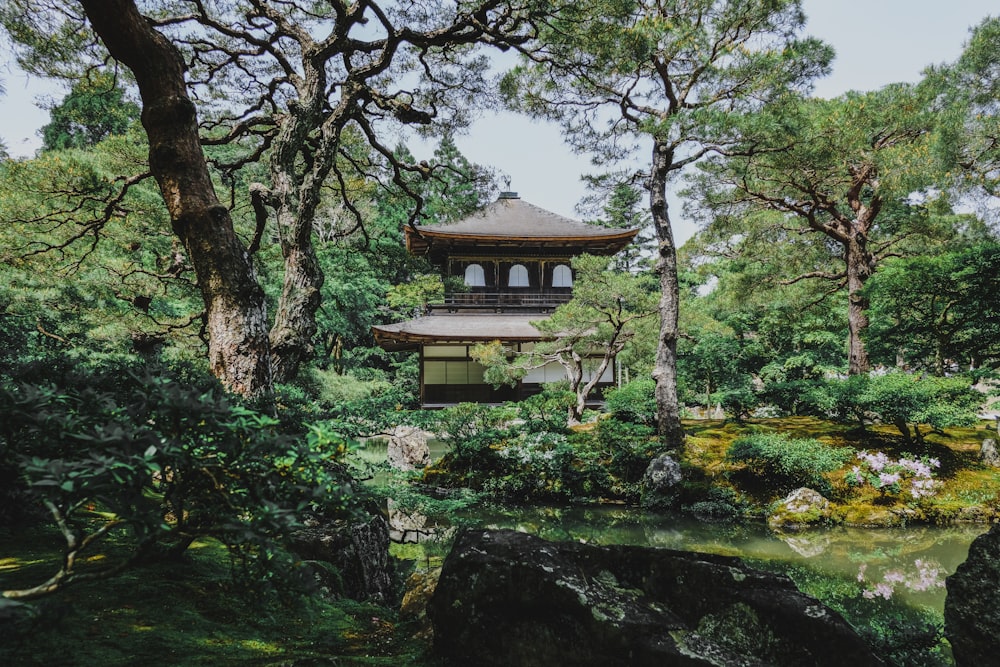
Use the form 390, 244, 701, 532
593, 418, 658, 486
865, 244, 1000, 372
844, 371, 983, 442
603, 378, 657, 425
726, 433, 852, 493
715, 387, 757, 422
0, 135, 200, 366
0, 532, 419, 666
0, 362, 357, 599
41, 72, 140, 151
758, 379, 836, 418
514, 387, 578, 432
426, 400, 657, 503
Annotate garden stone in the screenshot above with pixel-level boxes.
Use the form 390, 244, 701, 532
945, 523, 1000, 665
640, 453, 683, 510
387, 498, 433, 543
400, 567, 441, 640
429, 528, 882, 667
979, 438, 1000, 468
386, 425, 432, 470
289, 513, 394, 603
767, 488, 831, 530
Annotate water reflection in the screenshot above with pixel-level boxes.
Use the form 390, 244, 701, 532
424, 503, 988, 612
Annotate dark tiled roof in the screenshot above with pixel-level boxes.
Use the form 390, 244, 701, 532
406, 194, 638, 256
419, 196, 624, 237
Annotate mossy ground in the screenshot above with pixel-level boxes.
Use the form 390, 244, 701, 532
2, 418, 995, 665
0, 528, 433, 667
681, 417, 1000, 526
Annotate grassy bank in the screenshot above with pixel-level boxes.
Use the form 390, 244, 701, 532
682, 417, 1000, 526
0, 529, 427, 667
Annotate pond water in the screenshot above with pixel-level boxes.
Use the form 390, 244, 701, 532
361, 438, 988, 615
442, 503, 987, 614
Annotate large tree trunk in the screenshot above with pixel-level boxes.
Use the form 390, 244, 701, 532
845, 233, 873, 376
648, 141, 685, 448
268, 206, 323, 383
265, 68, 329, 383
80, 0, 273, 402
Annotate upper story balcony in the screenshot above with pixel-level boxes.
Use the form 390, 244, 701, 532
427, 290, 572, 313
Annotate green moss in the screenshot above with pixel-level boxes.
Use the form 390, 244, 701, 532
0, 529, 432, 667
677, 417, 999, 527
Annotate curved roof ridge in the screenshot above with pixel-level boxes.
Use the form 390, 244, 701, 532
414, 195, 636, 238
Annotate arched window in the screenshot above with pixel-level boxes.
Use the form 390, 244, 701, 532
464, 264, 486, 287
508, 264, 529, 287
552, 264, 573, 288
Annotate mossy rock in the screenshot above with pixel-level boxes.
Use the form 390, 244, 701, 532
767, 488, 833, 530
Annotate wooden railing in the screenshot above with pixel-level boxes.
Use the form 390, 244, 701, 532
427, 291, 572, 312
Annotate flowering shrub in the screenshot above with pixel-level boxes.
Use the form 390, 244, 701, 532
856, 559, 947, 600
846, 451, 941, 500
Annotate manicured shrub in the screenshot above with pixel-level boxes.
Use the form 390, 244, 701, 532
726, 432, 853, 493
826, 371, 983, 442
715, 387, 757, 422
854, 372, 982, 443
758, 379, 836, 417
594, 418, 658, 483
604, 378, 657, 425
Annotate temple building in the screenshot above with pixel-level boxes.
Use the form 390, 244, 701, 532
372, 192, 638, 407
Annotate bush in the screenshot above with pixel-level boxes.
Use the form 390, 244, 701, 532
425, 399, 659, 502
726, 432, 853, 494
604, 378, 657, 425
0, 366, 357, 599
758, 379, 836, 417
515, 388, 577, 432
857, 372, 982, 442
828, 371, 983, 442
594, 418, 658, 483
715, 388, 757, 422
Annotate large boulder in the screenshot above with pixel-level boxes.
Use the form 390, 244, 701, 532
386, 425, 432, 470
767, 487, 832, 531
945, 523, 1000, 665
290, 513, 394, 603
429, 529, 882, 667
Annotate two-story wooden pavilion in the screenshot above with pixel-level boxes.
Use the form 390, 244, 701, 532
372, 192, 638, 406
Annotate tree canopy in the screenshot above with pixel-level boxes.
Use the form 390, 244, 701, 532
501, 0, 832, 446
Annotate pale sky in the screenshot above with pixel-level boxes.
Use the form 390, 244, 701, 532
1, 1, 995, 245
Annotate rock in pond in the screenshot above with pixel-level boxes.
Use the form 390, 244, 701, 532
767, 487, 832, 530
640, 452, 683, 510
429, 528, 882, 667
945, 522, 1000, 666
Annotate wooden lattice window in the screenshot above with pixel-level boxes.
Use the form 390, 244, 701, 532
508, 264, 529, 287
464, 263, 486, 287
552, 264, 573, 287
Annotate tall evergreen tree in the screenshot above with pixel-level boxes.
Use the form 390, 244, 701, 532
691, 84, 948, 374
501, 0, 831, 446
41, 72, 139, 151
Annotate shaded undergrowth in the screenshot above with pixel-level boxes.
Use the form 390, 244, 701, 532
0, 529, 432, 667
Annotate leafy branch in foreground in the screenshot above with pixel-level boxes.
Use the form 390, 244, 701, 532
0, 370, 356, 601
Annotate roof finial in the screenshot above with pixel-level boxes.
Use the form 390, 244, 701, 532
499, 176, 518, 199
